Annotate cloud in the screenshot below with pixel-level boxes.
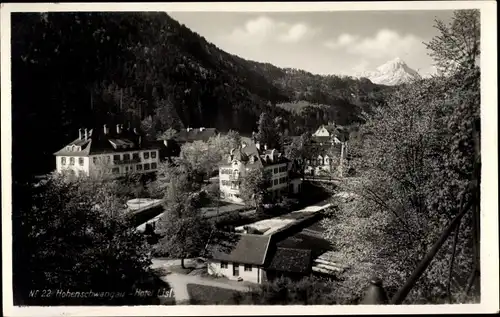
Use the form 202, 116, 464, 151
324, 34, 359, 49
226, 16, 318, 46
278, 23, 318, 43
324, 29, 425, 59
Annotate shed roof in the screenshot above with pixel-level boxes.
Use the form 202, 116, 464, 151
265, 247, 312, 273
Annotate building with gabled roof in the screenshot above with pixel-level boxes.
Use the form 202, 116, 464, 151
218, 137, 302, 205
53, 124, 161, 178
207, 234, 271, 284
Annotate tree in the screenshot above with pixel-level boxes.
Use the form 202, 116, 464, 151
178, 131, 242, 182
154, 192, 213, 268
256, 112, 281, 150
239, 168, 271, 211
179, 140, 214, 182
322, 10, 480, 301
149, 159, 201, 201
13, 173, 153, 305
152, 163, 238, 268
141, 115, 157, 141
285, 132, 315, 179
424, 9, 480, 75
157, 127, 178, 140
207, 131, 242, 167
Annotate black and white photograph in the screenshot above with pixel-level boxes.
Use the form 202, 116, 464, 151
1, 1, 498, 315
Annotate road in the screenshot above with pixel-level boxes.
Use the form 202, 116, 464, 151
151, 258, 253, 304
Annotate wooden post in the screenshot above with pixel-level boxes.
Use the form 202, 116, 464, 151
360, 278, 389, 304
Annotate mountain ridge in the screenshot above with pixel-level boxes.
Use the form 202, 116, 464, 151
357, 57, 422, 86
11, 12, 390, 177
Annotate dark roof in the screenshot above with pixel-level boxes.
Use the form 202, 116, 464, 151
173, 128, 218, 143
225, 137, 290, 168
211, 234, 271, 265
312, 136, 333, 143
53, 125, 161, 156
265, 247, 312, 273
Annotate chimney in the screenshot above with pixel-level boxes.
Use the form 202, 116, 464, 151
84, 128, 88, 140
187, 127, 191, 132
264, 144, 268, 150
79, 128, 83, 140
199, 127, 205, 132
103, 124, 108, 135
255, 142, 260, 151
116, 124, 121, 134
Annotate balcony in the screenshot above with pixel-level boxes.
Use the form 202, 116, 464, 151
114, 158, 141, 165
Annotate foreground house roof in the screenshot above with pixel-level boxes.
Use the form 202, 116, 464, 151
210, 234, 271, 265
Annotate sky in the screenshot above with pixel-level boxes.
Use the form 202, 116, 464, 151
167, 10, 455, 77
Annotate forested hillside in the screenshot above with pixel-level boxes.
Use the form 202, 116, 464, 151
11, 12, 388, 179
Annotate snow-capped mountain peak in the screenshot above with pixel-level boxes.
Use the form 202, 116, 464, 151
356, 58, 422, 86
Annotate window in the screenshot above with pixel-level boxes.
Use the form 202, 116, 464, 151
69, 157, 75, 166
112, 167, 119, 174
113, 154, 120, 162
78, 158, 84, 166
244, 264, 252, 272
123, 153, 130, 161
233, 263, 240, 276
151, 162, 157, 169
221, 261, 228, 269
151, 151, 157, 159
133, 153, 139, 160
274, 179, 278, 186
143, 152, 150, 159
136, 164, 143, 171
92, 157, 97, 164
124, 166, 129, 173
61, 157, 66, 165
274, 168, 278, 174
144, 163, 150, 170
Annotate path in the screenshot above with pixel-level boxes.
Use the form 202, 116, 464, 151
160, 273, 252, 304
151, 258, 253, 304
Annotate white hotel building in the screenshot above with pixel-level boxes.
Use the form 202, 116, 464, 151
53, 124, 160, 177
219, 137, 302, 205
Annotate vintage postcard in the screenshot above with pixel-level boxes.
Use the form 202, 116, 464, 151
1, 1, 498, 316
